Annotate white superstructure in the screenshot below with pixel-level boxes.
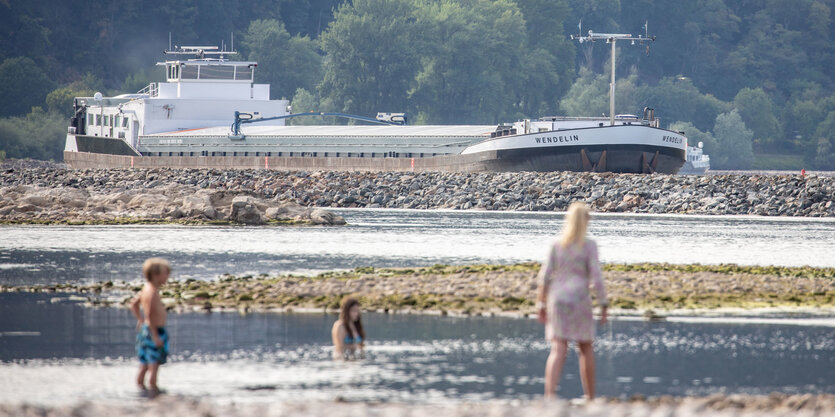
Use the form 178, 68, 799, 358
66, 46, 289, 153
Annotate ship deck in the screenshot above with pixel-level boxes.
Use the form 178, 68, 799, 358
147, 124, 496, 138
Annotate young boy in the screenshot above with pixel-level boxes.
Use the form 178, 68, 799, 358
130, 257, 171, 395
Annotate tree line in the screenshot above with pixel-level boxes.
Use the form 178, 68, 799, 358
1, 0, 833, 169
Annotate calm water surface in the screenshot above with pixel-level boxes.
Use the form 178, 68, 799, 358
0, 293, 833, 405
1, 209, 833, 285
2, 210, 833, 405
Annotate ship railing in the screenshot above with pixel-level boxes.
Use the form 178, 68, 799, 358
137, 83, 159, 98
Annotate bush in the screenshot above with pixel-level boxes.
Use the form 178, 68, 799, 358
0, 107, 67, 161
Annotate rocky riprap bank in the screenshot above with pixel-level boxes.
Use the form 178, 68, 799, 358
0, 175, 346, 226
1, 167, 834, 218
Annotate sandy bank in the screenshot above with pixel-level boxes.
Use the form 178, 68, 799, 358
2, 394, 834, 417
5, 263, 833, 315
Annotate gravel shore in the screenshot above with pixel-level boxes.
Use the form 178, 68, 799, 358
2, 394, 834, 417
1, 167, 833, 222
7, 263, 832, 314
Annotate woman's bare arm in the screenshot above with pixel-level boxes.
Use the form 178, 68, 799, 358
536, 244, 555, 323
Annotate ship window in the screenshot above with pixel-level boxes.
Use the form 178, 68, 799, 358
278, 152, 282, 156
122, 117, 128, 128
181, 65, 199, 79
235, 66, 253, 81
200, 65, 235, 80
324, 152, 328, 157
114, 115, 120, 126
87, 114, 92, 126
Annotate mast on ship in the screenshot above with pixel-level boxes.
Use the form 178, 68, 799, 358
571, 22, 655, 126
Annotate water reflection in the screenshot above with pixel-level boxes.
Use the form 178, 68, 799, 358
1, 293, 832, 405
1, 210, 834, 285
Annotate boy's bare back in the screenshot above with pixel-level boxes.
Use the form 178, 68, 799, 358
139, 284, 166, 328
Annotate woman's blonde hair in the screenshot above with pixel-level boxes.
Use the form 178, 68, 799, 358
560, 202, 591, 248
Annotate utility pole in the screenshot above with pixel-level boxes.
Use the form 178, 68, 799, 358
571, 23, 655, 126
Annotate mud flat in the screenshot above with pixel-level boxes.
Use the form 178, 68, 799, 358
1, 394, 834, 417
5, 263, 832, 316
1, 167, 833, 219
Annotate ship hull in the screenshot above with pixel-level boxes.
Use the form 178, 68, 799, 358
484, 145, 684, 174
64, 124, 686, 174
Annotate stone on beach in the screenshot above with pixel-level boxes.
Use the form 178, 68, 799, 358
2, 167, 833, 220
1, 394, 833, 417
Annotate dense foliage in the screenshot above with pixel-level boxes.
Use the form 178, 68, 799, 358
0, 0, 832, 168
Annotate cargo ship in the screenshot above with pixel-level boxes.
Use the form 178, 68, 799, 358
65, 31, 688, 173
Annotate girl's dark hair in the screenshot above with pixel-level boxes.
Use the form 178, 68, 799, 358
339, 297, 365, 340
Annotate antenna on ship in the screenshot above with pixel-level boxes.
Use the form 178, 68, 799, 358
571, 23, 656, 127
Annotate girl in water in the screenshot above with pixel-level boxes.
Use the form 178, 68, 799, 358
537, 202, 608, 401
332, 297, 365, 360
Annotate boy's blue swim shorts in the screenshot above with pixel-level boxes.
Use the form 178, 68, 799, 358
136, 325, 169, 365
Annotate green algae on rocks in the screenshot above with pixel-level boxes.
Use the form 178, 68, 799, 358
6, 262, 833, 315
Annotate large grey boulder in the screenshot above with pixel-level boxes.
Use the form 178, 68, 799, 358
181, 193, 217, 219
264, 201, 307, 221
309, 208, 346, 225
230, 196, 263, 225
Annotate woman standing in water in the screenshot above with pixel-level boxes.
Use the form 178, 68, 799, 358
332, 297, 365, 360
537, 202, 608, 401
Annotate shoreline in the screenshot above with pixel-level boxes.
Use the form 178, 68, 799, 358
1, 394, 834, 417
5, 263, 833, 317
2, 167, 834, 221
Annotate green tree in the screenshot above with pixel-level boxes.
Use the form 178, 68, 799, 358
0, 57, 55, 117
409, 0, 528, 123
319, 0, 428, 117
287, 87, 340, 125
242, 19, 322, 100
668, 121, 717, 156
0, 107, 67, 161
120, 67, 163, 95
733, 87, 782, 151
44, 74, 110, 117
559, 66, 640, 117
712, 110, 754, 169
809, 111, 835, 170
515, 0, 574, 116
637, 77, 729, 132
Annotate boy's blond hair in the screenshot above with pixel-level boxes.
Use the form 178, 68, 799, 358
142, 258, 171, 281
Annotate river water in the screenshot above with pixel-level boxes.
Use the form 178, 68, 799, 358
1, 209, 833, 404
1, 293, 833, 405
1, 209, 833, 285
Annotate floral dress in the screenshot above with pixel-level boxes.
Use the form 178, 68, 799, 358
538, 239, 608, 342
